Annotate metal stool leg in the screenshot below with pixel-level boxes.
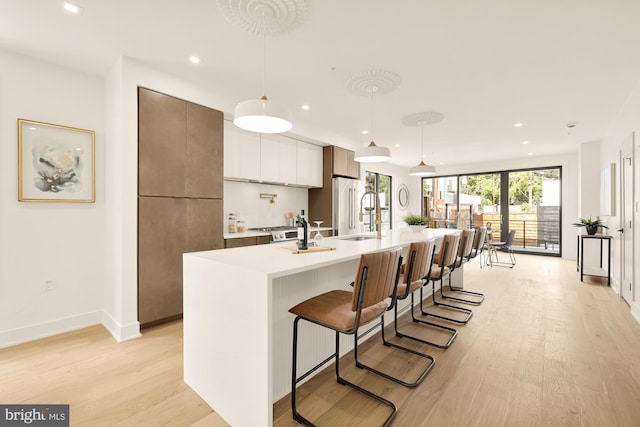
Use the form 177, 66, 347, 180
291, 316, 397, 426
419, 278, 473, 324
439, 269, 485, 306
394, 291, 457, 349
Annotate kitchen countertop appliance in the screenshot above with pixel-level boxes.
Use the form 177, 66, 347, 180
248, 226, 299, 243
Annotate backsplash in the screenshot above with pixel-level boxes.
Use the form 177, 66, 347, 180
224, 181, 308, 229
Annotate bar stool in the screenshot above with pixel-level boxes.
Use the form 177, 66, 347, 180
393, 240, 458, 349
289, 247, 405, 426
468, 226, 487, 264
420, 233, 473, 324
440, 229, 485, 306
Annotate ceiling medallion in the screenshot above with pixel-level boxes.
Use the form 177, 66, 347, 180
401, 111, 445, 127
344, 69, 402, 97
217, 0, 311, 36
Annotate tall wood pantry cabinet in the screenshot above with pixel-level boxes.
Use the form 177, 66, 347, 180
138, 88, 224, 327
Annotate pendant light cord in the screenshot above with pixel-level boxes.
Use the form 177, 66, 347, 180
370, 87, 375, 141
421, 122, 425, 159
262, 34, 267, 97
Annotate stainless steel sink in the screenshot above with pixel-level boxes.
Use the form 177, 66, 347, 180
339, 235, 377, 241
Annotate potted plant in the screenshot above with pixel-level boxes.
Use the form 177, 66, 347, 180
404, 214, 431, 232
573, 217, 608, 235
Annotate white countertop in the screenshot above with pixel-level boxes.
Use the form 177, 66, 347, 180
191, 228, 456, 279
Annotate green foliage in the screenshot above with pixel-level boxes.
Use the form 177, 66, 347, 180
462, 169, 560, 207
572, 217, 608, 228
403, 214, 431, 225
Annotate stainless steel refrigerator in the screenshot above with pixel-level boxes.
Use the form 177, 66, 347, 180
332, 177, 365, 236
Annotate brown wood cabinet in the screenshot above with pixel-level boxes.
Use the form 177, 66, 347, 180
186, 102, 223, 199
138, 88, 223, 198
309, 145, 360, 228
224, 235, 270, 248
332, 146, 359, 179
138, 88, 224, 328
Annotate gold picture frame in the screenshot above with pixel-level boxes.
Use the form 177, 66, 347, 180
18, 119, 95, 202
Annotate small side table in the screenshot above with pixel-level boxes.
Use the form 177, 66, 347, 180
576, 233, 612, 284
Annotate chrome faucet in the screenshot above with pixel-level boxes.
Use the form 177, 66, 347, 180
359, 190, 382, 239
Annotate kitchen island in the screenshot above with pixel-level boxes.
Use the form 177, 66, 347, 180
183, 228, 460, 427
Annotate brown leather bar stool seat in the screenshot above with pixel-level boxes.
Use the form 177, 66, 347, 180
289, 248, 402, 426
393, 240, 458, 349
440, 228, 485, 305
419, 233, 474, 324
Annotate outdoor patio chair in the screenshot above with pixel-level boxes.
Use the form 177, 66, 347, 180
487, 229, 516, 268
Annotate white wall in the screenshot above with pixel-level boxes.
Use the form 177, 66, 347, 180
579, 141, 602, 219
0, 49, 105, 347
600, 77, 640, 323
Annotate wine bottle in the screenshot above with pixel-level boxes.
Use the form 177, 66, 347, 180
297, 209, 308, 250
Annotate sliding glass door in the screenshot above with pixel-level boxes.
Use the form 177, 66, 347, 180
423, 167, 561, 256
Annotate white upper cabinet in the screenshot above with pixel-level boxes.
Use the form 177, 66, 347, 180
224, 121, 322, 187
224, 121, 260, 181
259, 134, 296, 184
296, 141, 323, 187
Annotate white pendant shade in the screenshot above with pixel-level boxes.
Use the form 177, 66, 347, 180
233, 96, 293, 133
354, 141, 391, 163
409, 160, 436, 176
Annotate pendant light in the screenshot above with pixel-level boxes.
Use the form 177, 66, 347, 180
404, 112, 442, 176
233, 32, 292, 133
354, 84, 391, 163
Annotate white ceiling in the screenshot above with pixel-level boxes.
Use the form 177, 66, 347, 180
2, 0, 640, 169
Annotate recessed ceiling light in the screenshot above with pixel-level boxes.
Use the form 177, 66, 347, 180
361, 130, 369, 135
63, 2, 83, 15
522, 141, 529, 145
301, 105, 310, 111
514, 122, 523, 128
29, 127, 36, 131
189, 56, 201, 64
528, 152, 533, 156
394, 144, 400, 147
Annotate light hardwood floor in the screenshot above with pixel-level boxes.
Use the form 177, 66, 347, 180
2, 254, 640, 426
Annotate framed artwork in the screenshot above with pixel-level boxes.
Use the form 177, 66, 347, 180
18, 119, 95, 203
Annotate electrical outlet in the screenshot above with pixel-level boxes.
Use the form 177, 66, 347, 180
45, 279, 55, 291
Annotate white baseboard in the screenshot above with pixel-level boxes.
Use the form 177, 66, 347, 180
610, 277, 621, 295
101, 311, 141, 343
631, 302, 640, 326
0, 311, 102, 349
